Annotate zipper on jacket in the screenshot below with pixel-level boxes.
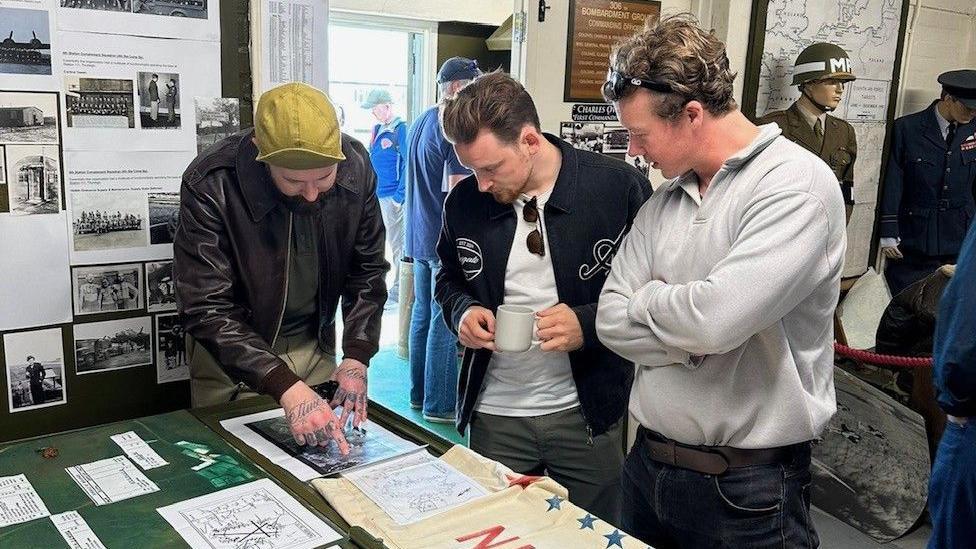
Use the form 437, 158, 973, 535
270, 212, 293, 351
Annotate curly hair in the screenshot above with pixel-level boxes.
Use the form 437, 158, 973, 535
440, 70, 541, 145
608, 13, 737, 119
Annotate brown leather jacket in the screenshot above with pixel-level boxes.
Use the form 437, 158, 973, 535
174, 129, 388, 399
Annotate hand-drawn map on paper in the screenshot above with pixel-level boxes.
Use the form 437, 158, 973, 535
343, 451, 489, 525
157, 478, 341, 549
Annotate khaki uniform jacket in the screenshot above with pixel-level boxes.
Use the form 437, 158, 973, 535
758, 102, 857, 205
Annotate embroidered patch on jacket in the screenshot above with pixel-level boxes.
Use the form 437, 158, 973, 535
579, 227, 626, 280
456, 238, 484, 280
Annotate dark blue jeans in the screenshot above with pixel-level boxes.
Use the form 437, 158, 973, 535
621, 430, 819, 548
928, 419, 976, 549
408, 259, 458, 417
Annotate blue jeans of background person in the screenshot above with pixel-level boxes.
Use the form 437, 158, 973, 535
408, 259, 458, 417
928, 419, 976, 549
621, 428, 819, 548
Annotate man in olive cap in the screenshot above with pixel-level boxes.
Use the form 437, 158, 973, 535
361, 88, 408, 310
879, 69, 976, 295
175, 82, 389, 454
758, 42, 858, 221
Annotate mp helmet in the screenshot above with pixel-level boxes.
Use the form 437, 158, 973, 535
791, 43, 856, 86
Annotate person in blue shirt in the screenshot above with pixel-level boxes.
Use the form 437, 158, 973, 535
404, 57, 480, 423
362, 88, 408, 308
879, 70, 976, 296
929, 213, 976, 549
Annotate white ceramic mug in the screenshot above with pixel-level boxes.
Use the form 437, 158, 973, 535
494, 304, 535, 352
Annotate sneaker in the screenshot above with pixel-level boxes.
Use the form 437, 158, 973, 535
422, 412, 456, 424
410, 401, 422, 410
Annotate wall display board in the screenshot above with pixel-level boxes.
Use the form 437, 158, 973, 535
0, 0, 241, 443
563, 0, 660, 102
742, 0, 910, 278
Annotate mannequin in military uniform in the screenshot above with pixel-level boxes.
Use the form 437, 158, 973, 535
758, 43, 858, 221
879, 70, 976, 296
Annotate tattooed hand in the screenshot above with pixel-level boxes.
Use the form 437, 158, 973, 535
280, 381, 350, 455
330, 358, 368, 430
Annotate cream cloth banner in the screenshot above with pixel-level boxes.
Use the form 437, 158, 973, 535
312, 445, 647, 549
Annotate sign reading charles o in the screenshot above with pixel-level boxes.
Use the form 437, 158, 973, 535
565, 0, 661, 102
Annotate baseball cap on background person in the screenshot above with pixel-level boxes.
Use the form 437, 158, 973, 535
254, 82, 346, 169
360, 88, 394, 109
437, 56, 482, 83
939, 69, 976, 109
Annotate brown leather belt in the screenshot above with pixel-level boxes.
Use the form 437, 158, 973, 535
639, 427, 804, 476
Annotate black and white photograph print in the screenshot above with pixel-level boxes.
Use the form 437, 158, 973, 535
559, 122, 574, 142
0, 8, 53, 76
155, 313, 187, 383
133, 0, 208, 18
4, 327, 67, 413
148, 192, 179, 245
65, 77, 135, 129
625, 153, 650, 179
5, 144, 61, 215
571, 122, 604, 153
73, 316, 152, 375
60, 0, 131, 13
137, 72, 181, 129
0, 91, 60, 143
72, 263, 143, 316
195, 97, 240, 153
146, 260, 176, 312
602, 127, 629, 154
71, 190, 148, 251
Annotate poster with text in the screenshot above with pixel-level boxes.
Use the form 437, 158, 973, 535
64, 150, 193, 265
59, 31, 220, 151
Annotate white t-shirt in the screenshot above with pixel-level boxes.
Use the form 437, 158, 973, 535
476, 188, 580, 417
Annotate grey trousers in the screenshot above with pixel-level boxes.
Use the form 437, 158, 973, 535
470, 406, 625, 525
378, 196, 404, 297
188, 333, 336, 407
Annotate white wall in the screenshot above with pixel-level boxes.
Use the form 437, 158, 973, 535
896, 0, 976, 117
331, 0, 511, 25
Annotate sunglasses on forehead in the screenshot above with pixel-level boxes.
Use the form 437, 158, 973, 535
602, 69, 674, 102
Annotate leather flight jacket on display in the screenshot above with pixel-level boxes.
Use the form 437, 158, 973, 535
174, 129, 389, 399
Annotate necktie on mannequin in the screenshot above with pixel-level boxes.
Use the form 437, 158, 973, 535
813, 118, 824, 150
945, 122, 957, 148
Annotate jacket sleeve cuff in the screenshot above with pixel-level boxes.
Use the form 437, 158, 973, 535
342, 339, 377, 366
571, 304, 599, 350
261, 364, 302, 402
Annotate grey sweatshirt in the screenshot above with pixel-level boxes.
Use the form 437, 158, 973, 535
596, 123, 847, 449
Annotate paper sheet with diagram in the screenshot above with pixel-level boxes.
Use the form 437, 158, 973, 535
343, 450, 489, 525
157, 478, 342, 549
0, 474, 50, 527
66, 455, 160, 506
50, 510, 107, 549
110, 431, 168, 470
220, 407, 421, 481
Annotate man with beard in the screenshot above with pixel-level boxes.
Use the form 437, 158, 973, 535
174, 82, 388, 454
434, 71, 651, 522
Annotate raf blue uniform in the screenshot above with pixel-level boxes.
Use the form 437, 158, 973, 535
879, 102, 976, 295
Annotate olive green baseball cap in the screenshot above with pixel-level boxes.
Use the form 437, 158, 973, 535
254, 82, 345, 169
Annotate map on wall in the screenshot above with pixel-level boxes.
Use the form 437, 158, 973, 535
753, 0, 906, 277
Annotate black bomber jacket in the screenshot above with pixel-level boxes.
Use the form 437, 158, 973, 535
174, 129, 389, 400
435, 134, 652, 436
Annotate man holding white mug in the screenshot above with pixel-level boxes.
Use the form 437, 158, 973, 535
434, 71, 651, 523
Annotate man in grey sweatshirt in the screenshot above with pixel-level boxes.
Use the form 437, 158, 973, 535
596, 15, 846, 549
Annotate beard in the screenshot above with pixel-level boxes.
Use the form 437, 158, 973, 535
491, 188, 519, 205
274, 189, 326, 216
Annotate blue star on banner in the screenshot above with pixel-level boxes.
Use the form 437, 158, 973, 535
545, 495, 563, 511
604, 529, 626, 548
577, 513, 597, 529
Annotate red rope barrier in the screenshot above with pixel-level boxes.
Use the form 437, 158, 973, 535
833, 342, 933, 368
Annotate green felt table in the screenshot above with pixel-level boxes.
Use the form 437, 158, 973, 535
0, 399, 455, 549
